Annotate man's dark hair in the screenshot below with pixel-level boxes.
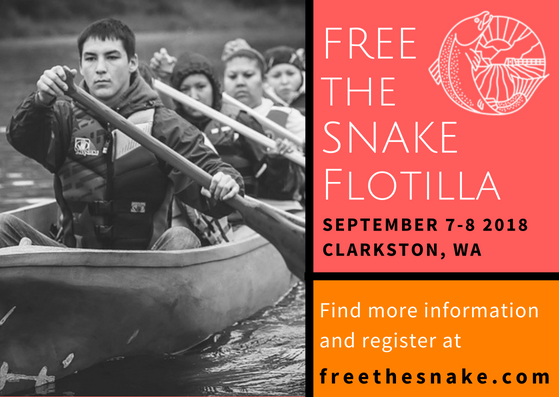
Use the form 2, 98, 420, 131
77, 18, 135, 60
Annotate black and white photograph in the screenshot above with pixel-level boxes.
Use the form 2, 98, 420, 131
0, 0, 306, 395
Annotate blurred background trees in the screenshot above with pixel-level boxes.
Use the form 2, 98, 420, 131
0, 0, 305, 38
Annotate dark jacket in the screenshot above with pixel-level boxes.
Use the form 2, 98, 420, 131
169, 52, 303, 200
7, 72, 244, 249
170, 52, 262, 195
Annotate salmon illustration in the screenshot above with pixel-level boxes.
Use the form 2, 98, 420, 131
430, 12, 548, 115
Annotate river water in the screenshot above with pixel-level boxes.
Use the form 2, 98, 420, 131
0, 30, 305, 396
13, 283, 306, 397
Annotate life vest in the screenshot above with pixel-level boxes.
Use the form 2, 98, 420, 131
264, 108, 289, 133
55, 105, 172, 250
202, 105, 304, 202
203, 116, 260, 196
255, 108, 305, 202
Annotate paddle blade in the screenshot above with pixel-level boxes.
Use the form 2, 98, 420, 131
230, 196, 305, 281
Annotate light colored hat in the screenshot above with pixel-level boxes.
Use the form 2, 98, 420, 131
221, 38, 266, 73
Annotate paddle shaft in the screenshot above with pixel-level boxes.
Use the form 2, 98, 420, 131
154, 80, 305, 168
70, 84, 212, 184
244, 196, 305, 228
222, 92, 305, 148
63, 72, 305, 280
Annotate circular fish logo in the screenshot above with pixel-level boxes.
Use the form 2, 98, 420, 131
429, 11, 548, 115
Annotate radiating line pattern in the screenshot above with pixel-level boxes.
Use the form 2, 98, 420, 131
430, 13, 548, 115
472, 16, 547, 113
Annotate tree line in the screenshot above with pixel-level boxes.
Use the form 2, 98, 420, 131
0, 0, 304, 38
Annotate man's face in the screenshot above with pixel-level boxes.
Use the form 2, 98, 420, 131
79, 37, 137, 105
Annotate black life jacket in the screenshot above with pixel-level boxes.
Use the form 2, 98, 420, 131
254, 108, 305, 202
202, 105, 304, 201
203, 118, 259, 196
54, 106, 172, 250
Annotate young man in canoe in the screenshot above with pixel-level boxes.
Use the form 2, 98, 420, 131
0, 18, 243, 250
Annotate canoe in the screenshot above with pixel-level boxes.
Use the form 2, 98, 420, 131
0, 200, 300, 395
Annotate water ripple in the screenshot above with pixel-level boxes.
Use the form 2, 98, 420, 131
14, 283, 306, 396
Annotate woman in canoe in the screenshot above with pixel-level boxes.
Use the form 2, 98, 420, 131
150, 43, 305, 207
221, 39, 305, 206
263, 45, 306, 116
151, 50, 260, 197
222, 39, 305, 142
150, 49, 263, 242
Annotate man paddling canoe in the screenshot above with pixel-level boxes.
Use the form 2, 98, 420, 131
0, 18, 243, 250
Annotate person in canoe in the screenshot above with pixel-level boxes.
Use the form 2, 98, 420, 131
150, 50, 247, 242
150, 44, 305, 208
221, 39, 305, 208
263, 45, 306, 116
222, 38, 305, 142
0, 18, 243, 251
151, 49, 268, 197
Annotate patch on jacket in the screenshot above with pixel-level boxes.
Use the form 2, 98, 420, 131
74, 137, 100, 156
131, 201, 147, 213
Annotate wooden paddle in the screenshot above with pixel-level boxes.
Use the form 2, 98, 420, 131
63, 70, 305, 281
222, 92, 305, 148
154, 80, 305, 168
